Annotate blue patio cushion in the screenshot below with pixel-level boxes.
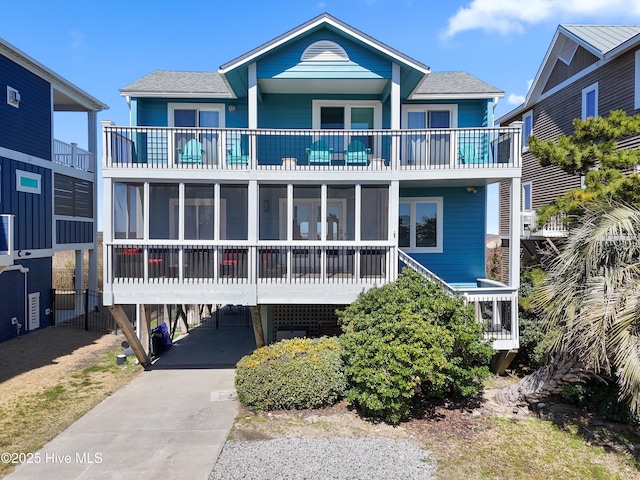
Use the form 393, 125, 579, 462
306, 140, 333, 165
227, 140, 249, 165
178, 139, 204, 164
343, 139, 371, 166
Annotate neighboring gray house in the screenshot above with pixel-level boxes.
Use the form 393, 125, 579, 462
497, 25, 640, 271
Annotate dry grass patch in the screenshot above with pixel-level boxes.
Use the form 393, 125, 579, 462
0, 327, 141, 478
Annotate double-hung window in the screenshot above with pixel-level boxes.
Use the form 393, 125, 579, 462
522, 110, 533, 151
581, 83, 598, 120
398, 198, 443, 252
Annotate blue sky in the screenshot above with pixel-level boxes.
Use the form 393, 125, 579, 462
3, 0, 640, 232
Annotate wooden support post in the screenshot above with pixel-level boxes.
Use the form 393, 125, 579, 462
138, 304, 151, 355
249, 306, 265, 348
491, 350, 518, 375
108, 305, 151, 369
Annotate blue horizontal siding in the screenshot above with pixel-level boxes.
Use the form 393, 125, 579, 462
0, 54, 52, 160
56, 220, 93, 244
400, 186, 486, 284
258, 30, 391, 79
0, 157, 52, 250
135, 98, 247, 128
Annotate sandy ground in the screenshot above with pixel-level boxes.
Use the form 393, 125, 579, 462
0, 327, 129, 409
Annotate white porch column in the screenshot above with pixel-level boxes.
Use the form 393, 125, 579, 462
509, 177, 521, 289
248, 63, 258, 130
248, 180, 258, 283
391, 63, 401, 169
389, 180, 400, 281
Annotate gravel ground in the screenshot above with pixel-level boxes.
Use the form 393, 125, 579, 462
209, 437, 436, 480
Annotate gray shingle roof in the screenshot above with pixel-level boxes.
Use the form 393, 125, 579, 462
414, 71, 503, 97
120, 70, 233, 97
561, 25, 640, 56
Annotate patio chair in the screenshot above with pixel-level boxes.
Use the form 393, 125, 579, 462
343, 139, 371, 166
306, 140, 333, 165
178, 139, 204, 164
226, 140, 249, 166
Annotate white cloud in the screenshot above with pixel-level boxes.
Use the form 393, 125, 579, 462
508, 93, 525, 105
442, 0, 640, 39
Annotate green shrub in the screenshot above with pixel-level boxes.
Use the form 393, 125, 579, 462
338, 269, 493, 424
235, 336, 346, 411
561, 380, 639, 425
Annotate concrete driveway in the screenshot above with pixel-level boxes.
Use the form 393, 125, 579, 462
7, 324, 256, 480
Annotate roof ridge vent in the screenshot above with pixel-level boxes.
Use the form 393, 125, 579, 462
301, 40, 349, 62
559, 38, 579, 65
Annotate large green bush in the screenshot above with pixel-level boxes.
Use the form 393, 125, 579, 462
235, 336, 346, 411
338, 269, 493, 423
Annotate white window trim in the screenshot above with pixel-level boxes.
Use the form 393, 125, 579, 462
167, 103, 226, 127
401, 104, 459, 129
581, 82, 598, 120
522, 181, 532, 213
16, 170, 41, 194
522, 110, 533, 151
312, 100, 382, 129
635, 50, 640, 110
398, 197, 443, 253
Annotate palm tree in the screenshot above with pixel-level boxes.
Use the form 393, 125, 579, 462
496, 204, 640, 413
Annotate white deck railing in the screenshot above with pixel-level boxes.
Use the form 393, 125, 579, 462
102, 125, 521, 172
53, 139, 95, 173
521, 211, 568, 238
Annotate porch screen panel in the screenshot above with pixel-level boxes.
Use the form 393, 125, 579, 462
260, 185, 287, 240
114, 182, 144, 240
184, 184, 214, 240
149, 184, 179, 239
361, 185, 388, 241
327, 185, 355, 241
220, 185, 248, 240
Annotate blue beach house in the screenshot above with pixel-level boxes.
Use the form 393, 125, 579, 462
102, 14, 523, 362
0, 39, 107, 342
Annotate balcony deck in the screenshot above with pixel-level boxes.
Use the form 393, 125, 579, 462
104, 243, 518, 349
53, 139, 95, 173
102, 126, 521, 178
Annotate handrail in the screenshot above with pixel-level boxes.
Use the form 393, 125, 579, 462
397, 249, 456, 295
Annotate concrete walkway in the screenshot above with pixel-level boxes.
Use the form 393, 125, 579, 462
7, 325, 256, 480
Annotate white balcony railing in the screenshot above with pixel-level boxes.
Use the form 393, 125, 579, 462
53, 139, 95, 173
521, 211, 568, 238
102, 126, 521, 172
